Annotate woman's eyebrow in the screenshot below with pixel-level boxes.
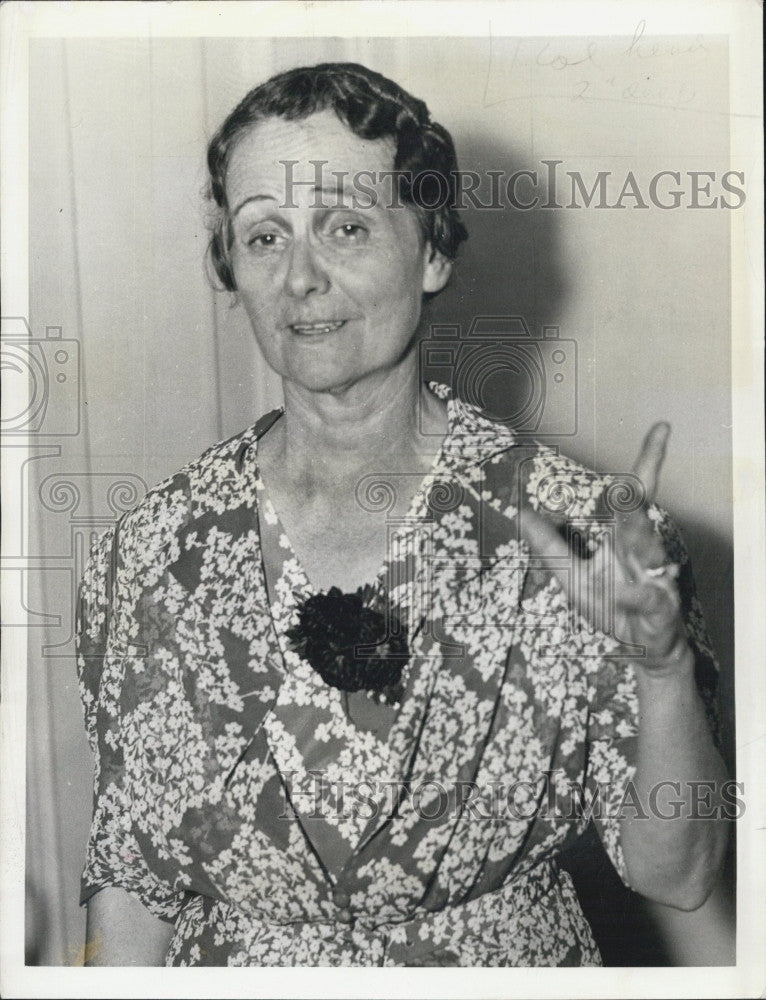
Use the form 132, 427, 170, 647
313, 181, 369, 208
233, 184, 377, 218
232, 193, 278, 219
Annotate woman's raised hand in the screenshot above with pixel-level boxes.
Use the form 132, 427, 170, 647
519, 423, 691, 672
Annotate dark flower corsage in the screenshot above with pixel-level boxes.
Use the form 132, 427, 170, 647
286, 584, 410, 703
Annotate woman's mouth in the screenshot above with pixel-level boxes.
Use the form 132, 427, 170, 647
289, 320, 346, 335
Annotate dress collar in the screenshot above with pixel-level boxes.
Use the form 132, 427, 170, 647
232, 382, 517, 477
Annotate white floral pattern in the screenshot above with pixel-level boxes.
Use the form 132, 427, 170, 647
76, 385, 718, 966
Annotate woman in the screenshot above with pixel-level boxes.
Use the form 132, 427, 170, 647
76, 62, 728, 967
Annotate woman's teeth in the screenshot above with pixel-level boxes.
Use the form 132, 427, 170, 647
291, 321, 345, 334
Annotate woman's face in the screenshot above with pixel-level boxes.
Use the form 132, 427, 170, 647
225, 110, 451, 394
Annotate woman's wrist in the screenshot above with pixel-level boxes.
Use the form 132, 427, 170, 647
634, 633, 696, 681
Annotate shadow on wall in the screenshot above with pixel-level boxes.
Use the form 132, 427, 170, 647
25, 877, 48, 966
425, 136, 569, 388
680, 518, 735, 773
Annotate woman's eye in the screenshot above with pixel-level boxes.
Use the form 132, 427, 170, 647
246, 232, 283, 249
331, 222, 368, 241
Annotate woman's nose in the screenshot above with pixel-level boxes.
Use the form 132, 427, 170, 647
283, 240, 330, 298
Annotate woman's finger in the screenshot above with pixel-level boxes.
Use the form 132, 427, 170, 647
614, 509, 667, 571
631, 422, 670, 505
518, 496, 681, 652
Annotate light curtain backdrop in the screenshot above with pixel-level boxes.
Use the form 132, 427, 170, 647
26, 34, 734, 965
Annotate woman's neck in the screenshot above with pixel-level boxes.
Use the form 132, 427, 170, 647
265, 368, 447, 485
254, 364, 449, 593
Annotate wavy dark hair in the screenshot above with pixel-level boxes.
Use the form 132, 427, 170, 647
206, 62, 468, 292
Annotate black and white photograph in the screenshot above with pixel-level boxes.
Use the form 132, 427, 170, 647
1, 1, 763, 997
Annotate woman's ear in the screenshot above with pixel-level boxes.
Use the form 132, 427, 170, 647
422, 244, 452, 295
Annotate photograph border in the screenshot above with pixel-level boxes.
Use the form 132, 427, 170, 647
1, 1, 763, 997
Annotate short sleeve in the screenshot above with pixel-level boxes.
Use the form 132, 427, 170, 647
584, 505, 720, 885
76, 524, 187, 922
77, 527, 115, 751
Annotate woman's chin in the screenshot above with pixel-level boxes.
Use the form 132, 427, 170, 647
281, 366, 367, 396
280, 359, 406, 398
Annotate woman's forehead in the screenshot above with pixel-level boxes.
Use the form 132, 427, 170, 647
225, 110, 397, 203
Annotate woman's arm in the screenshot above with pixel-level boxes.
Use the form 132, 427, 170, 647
520, 423, 730, 911
84, 887, 174, 966
621, 645, 729, 910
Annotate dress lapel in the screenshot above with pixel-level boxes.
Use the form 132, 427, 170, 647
338, 399, 528, 906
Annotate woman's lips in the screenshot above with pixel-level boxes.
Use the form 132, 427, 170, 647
289, 320, 346, 335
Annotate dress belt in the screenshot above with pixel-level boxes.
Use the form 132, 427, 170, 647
289, 860, 561, 965
171, 860, 569, 966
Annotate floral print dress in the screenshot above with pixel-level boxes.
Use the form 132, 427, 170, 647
76, 383, 718, 966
